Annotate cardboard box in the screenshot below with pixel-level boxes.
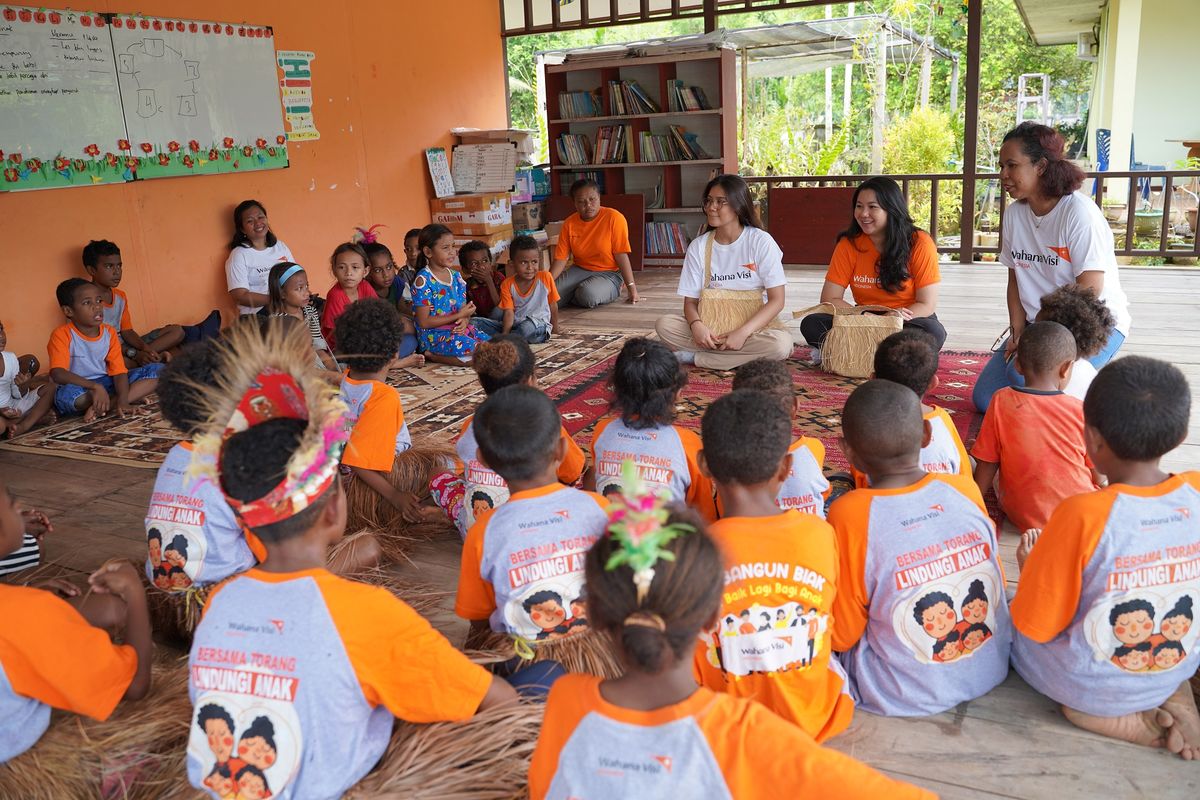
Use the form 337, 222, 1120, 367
429, 191, 511, 215
512, 201, 544, 231
544, 220, 565, 239
432, 206, 512, 236
452, 227, 513, 257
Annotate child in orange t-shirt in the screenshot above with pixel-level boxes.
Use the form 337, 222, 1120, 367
528, 479, 932, 799
0, 479, 153, 762
730, 358, 830, 516
586, 338, 716, 521
1010, 356, 1200, 760
972, 321, 1100, 531
694, 389, 852, 741
185, 321, 516, 797
849, 330, 970, 489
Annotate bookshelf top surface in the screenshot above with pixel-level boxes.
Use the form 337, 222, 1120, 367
552, 159, 725, 171
549, 109, 723, 124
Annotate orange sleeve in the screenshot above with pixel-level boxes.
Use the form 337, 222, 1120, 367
322, 578, 492, 722
528, 674, 595, 800
543, 271, 561, 304
554, 216, 574, 261
46, 326, 71, 372
679, 427, 717, 522
103, 326, 126, 376
828, 493, 872, 651
0, 587, 137, 721
499, 277, 515, 310
342, 388, 401, 471
117, 290, 134, 331
849, 465, 869, 490
455, 510, 498, 621
1010, 491, 1112, 642
908, 231, 941, 289
824, 239, 855, 288
557, 426, 585, 485
607, 208, 631, 255
970, 398, 1001, 464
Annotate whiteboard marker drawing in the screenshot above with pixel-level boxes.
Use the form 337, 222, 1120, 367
144, 38, 165, 58
178, 95, 197, 116
136, 88, 158, 118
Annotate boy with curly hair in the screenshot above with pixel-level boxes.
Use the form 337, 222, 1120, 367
1035, 284, 1116, 401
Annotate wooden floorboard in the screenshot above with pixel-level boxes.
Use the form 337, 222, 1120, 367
2, 263, 1198, 798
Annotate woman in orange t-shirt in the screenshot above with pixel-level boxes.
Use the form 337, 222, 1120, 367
549, 179, 638, 309
800, 177, 945, 353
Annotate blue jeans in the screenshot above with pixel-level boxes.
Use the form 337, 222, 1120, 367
398, 333, 418, 358
556, 266, 623, 308
972, 328, 1125, 412
54, 363, 164, 416
471, 317, 551, 343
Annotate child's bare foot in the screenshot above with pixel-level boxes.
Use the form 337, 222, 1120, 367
1061, 703, 1174, 749
82, 406, 98, 423
1017, 528, 1041, 571
395, 354, 424, 369
1160, 680, 1200, 760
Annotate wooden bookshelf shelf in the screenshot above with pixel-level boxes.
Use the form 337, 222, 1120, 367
648, 207, 703, 214
551, 159, 724, 171
549, 109, 722, 124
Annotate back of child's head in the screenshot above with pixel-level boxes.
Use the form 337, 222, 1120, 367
159, 341, 220, 436
1084, 356, 1190, 461
731, 358, 793, 416
267, 261, 304, 313
874, 329, 939, 398
404, 228, 421, 243
701, 390, 791, 485
586, 506, 722, 674
611, 337, 686, 430
360, 241, 392, 262
473, 384, 560, 482
843, 379, 923, 463
82, 239, 120, 269
56, 277, 92, 308
1016, 320, 1076, 375
472, 335, 535, 395
508, 235, 539, 261
330, 241, 368, 269
335, 298, 403, 373
417, 224, 454, 270
458, 240, 490, 268
1036, 285, 1115, 359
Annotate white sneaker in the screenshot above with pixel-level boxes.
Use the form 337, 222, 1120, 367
675, 350, 697, 365
802, 346, 821, 366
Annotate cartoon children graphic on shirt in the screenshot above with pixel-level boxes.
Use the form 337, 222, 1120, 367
523, 589, 569, 641
757, 612, 773, 632
805, 611, 819, 665
236, 716, 279, 773
1158, 596, 1193, 650
234, 763, 271, 800
198, 703, 242, 795
565, 593, 589, 635
932, 629, 963, 663
1153, 640, 1186, 670
738, 609, 757, 634
205, 763, 236, 800
148, 528, 171, 589
961, 623, 992, 653
163, 533, 193, 590
601, 483, 622, 500
470, 491, 494, 522
1108, 598, 1155, 669
775, 608, 789, 630
914, 591, 958, 642
723, 615, 738, 637
958, 580, 990, 631
1113, 641, 1153, 672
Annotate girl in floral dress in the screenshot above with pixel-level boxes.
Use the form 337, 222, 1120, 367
412, 224, 490, 365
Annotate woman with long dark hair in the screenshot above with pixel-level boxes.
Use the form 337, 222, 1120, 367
800, 177, 945, 353
224, 199, 295, 316
971, 121, 1130, 411
655, 174, 792, 370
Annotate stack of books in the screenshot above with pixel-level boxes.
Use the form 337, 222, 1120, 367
557, 89, 603, 119
555, 133, 593, 166
561, 170, 606, 193
638, 126, 711, 162
594, 125, 632, 163
646, 222, 691, 256
666, 80, 712, 112
608, 80, 659, 115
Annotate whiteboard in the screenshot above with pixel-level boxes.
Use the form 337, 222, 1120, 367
0, 7, 126, 187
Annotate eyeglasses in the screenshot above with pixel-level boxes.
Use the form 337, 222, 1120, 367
703, 197, 729, 208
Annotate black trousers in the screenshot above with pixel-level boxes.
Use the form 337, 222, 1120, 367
799, 312, 948, 351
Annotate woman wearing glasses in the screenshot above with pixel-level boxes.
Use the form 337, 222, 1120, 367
655, 174, 793, 370
550, 178, 640, 308
799, 176, 945, 357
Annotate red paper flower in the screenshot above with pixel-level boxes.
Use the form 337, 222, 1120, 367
224, 25, 232, 35
139, 19, 150, 30
84, 144, 100, 157
125, 157, 139, 169
232, 161, 240, 169
104, 152, 118, 166
73, 159, 86, 171
208, 148, 219, 160
3, 10, 16, 23
157, 153, 170, 166
81, 15, 92, 27
152, 20, 162, 31
3, 169, 19, 182
54, 157, 69, 171
189, 23, 198, 33
8, 152, 21, 164
165, 21, 174, 31
202, 23, 210, 33
267, 147, 277, 157
167, 141, 180, 153
112, 17, 122, 28
118, 139, 131, 151
241, 145, 253, 157
16, 9, 31, 23
188, 140, 201, 153
276, 135, 286, 145
33, 11, 46, 24
139, 142, 153, 154
94, 16, 104, 26
48, 11, 61, 24
255, 138, 267, 148
222, 137, 235, 148
25, 158, 41, 171
182, 155, 195, 168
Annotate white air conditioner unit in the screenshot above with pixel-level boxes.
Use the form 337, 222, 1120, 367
1077, 30, 1098, 62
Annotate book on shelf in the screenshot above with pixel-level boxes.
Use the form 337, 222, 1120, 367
666, 80, 713, 113
607, 80, 660, 116
645, 221, 692, 256
557, 89, 602, 119
637, 125, 712, 163
562, 170, 606, 193
594, 124, 633, 164
555, 133, 593, 166
645, 175, 665, 209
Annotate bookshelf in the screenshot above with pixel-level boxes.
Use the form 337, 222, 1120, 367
545, 50, 737, 267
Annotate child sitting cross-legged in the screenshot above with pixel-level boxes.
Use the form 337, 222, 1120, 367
184, 321, 517, 797
586, 338, 716, 521
459, 239, 509, 336
319, 242, 371, 353
0, 480, 153, 763
831, 380, 1012, 715
496, 235, 559, 344
850, 329, 971, 488
695, 390, 852, 741
0, 319, 55, 437
1035, 284, 1116, 402
730, 358, 829, 516
431, 335, 585, 538
455, 384, 617, 678
267, 261, 339, 372
361, 240, 420, 359
972, 320, 1101, 531
528, 487, 933, 799
413, 224, 490, 365
49, 278, 162, 421
1011, 356, 1200, 759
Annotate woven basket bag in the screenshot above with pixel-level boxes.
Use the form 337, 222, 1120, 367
793, 302, 903, 378
696, 232, 778, 336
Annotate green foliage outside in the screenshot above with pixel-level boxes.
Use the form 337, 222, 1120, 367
882, 107, 961, 236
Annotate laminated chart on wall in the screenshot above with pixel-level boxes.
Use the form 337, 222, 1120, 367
451, 142, 518, 193
0, 6, 287, 192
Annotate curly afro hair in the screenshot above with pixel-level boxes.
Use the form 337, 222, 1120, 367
334, 298, 404, 373
1036, 284, 1115, 359
158, 341, 221, 436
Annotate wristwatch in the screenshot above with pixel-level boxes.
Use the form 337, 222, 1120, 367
125, 346, 138, 359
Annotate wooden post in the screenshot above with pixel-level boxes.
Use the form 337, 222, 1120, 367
871, 22, 886, 173
741, 47, 749, 162
824, 4, 833, 142
703, 0, 716, 33
958, 0, 983, 266
919, 40, 932, 109
844, 2, 854, 124
949, 59, 959, 113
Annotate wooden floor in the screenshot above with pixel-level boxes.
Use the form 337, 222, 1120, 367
4, 264, 1198, 798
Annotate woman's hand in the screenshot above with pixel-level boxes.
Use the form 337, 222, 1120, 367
898, 307, 916, 321
1004, 332, 1020, 362
720, 327, 750, 352
690, 321, 721, 351
625, 284, 640, 304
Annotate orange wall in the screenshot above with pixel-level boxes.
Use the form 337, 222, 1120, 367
0, 0, 508, 358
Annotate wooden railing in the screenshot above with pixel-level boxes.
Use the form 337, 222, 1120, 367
743, 170, 1200, 264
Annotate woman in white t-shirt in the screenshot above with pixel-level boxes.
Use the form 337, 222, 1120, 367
655, 175, 792, 371
224, 199, 295, 316
972, 122, 1131, 412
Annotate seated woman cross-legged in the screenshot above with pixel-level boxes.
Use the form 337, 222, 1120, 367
800, 177, 945, 357
655, 174, 793, 371
549, 179, 639, 309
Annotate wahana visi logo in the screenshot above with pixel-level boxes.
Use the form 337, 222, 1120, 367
929, 504, 945, 514
1048, 246, 1072, 263
653, 755, 673, 773
269, 619, 285, 634
553, 510, 571, 521
1177, 507, 1192, 519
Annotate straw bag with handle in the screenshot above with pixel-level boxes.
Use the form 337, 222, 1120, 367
697, 232, 777, 337
793, 303, 903, 378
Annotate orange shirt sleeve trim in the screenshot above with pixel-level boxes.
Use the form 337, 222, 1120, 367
342, 383, 401, 471
679, 426, 717, 522
829, 492, 872, 651
455, 510, 498, 621
557, 426, 586, 484
103, 325, 127, 376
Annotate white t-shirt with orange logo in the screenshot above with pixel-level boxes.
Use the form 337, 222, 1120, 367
676, 227, 786, 299
1000, 192, 1130, 335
